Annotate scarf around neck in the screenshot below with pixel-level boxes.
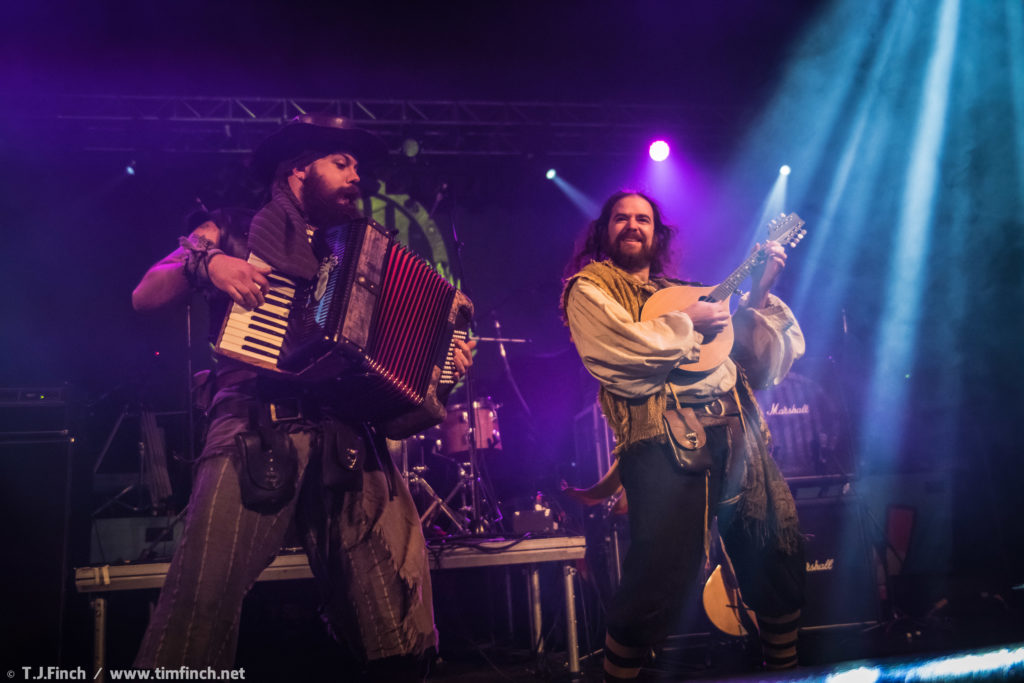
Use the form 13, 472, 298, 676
247, 180, 320, 280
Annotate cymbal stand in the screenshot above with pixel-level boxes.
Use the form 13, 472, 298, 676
398, 437, 470, 533
460, 365, 492, 534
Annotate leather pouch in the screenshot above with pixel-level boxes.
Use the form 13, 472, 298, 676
235, 426, 298, 510
663, 406, 713, 473
321, 421, 366, 492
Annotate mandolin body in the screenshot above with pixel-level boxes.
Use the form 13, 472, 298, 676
641, 285, 734, 373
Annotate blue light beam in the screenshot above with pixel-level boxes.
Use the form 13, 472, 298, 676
551, 174, 600, 218
861, 0, 961, 464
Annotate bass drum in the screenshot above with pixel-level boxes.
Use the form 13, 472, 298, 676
754, 371, 851, 479
437, 399, 502, 456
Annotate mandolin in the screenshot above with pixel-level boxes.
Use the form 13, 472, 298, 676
703, 564, 759, 637
640, 213, 806, 373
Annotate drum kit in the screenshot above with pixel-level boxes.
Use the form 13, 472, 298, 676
395, 397, 504, 536
394, 318, 529, 536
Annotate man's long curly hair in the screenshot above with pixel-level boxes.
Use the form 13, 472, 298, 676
564, 190, 676, 278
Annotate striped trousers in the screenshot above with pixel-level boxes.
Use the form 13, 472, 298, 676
134, 409, 437, 669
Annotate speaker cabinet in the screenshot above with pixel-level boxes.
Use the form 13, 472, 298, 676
756, 371, 853, 481
797, 496, 880, 629
0, 434, 76, 664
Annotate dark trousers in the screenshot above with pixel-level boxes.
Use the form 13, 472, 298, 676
606, 425, 804, 648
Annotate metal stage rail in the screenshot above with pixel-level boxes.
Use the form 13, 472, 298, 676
15, 94, 730, 157
75, 535, 586, 681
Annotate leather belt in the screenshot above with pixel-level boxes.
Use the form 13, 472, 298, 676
209, 392, 315, 424
667, 392, 740, 418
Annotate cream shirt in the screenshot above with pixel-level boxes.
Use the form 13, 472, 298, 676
565, 278, 805, 402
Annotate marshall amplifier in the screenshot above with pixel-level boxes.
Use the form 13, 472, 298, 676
797, 496, 880, 629
756, 371, 853, 482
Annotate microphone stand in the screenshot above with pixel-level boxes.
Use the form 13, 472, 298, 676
185, 300, 196, 464
436, 181, 495, 535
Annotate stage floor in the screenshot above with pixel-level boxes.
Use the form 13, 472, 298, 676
68, 541, 1024, 682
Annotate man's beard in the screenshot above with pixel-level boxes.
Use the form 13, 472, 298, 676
301, 170, 363, 228
608, 231, 654, 271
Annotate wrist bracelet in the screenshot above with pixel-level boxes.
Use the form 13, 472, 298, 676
178, 235, 223, 287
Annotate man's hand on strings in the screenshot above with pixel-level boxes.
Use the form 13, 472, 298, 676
750, 240, 787, 307
682, 300, 731, 337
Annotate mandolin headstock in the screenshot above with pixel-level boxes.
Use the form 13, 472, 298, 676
766, 212, 807, 249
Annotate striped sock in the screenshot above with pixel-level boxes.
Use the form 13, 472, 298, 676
758, 609, 800, 670
603, 633, 647, 681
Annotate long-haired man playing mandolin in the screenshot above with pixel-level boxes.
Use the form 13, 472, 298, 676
562, 191, 806, 680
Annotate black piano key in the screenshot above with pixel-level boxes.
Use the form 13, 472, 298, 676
240, 344, 279, 359
248, 323, 286, 338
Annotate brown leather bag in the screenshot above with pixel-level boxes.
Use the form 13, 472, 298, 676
662, 405, 713, 473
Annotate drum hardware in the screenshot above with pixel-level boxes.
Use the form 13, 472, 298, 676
423, 189, 529, 534
394, 436, 464, 533
449, 318, 534, 534
438, 398, 502, 455
397, 351, 514, 535
429, 322, 524, 535
419, 461, 478, 534
395, 434, 483, 534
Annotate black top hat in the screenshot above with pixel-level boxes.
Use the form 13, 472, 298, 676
253, 114, 388, 186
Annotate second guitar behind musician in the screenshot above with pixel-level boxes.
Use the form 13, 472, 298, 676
561, 191, 806, 681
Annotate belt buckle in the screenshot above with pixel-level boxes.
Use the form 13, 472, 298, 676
269, 398, 303, 422
703, 398, 725, 417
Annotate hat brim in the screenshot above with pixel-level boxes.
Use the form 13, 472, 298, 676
253, 118, 388, 187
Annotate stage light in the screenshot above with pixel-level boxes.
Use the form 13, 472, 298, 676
649, 140, 670, 162
546, 169, 557, 180
125, 161, 136, 176
779, 164, 791, 176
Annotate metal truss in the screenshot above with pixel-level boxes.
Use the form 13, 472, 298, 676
22, 94, 730, 157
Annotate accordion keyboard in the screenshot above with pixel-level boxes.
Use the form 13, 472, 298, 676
215, 254, 298, 372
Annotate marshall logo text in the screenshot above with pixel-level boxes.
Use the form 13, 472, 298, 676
766, 403, 811, 417
806, 558, 835, 572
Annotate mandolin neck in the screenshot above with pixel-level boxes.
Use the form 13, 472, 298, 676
707, 250, 764, 302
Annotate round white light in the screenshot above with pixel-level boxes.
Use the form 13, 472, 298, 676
649, 140, 670, 162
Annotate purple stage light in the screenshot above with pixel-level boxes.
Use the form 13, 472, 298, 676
649, 140, 670, 162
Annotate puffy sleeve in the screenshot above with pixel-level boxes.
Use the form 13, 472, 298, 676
565, 278, 703, 398
731, 292, 805, 389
